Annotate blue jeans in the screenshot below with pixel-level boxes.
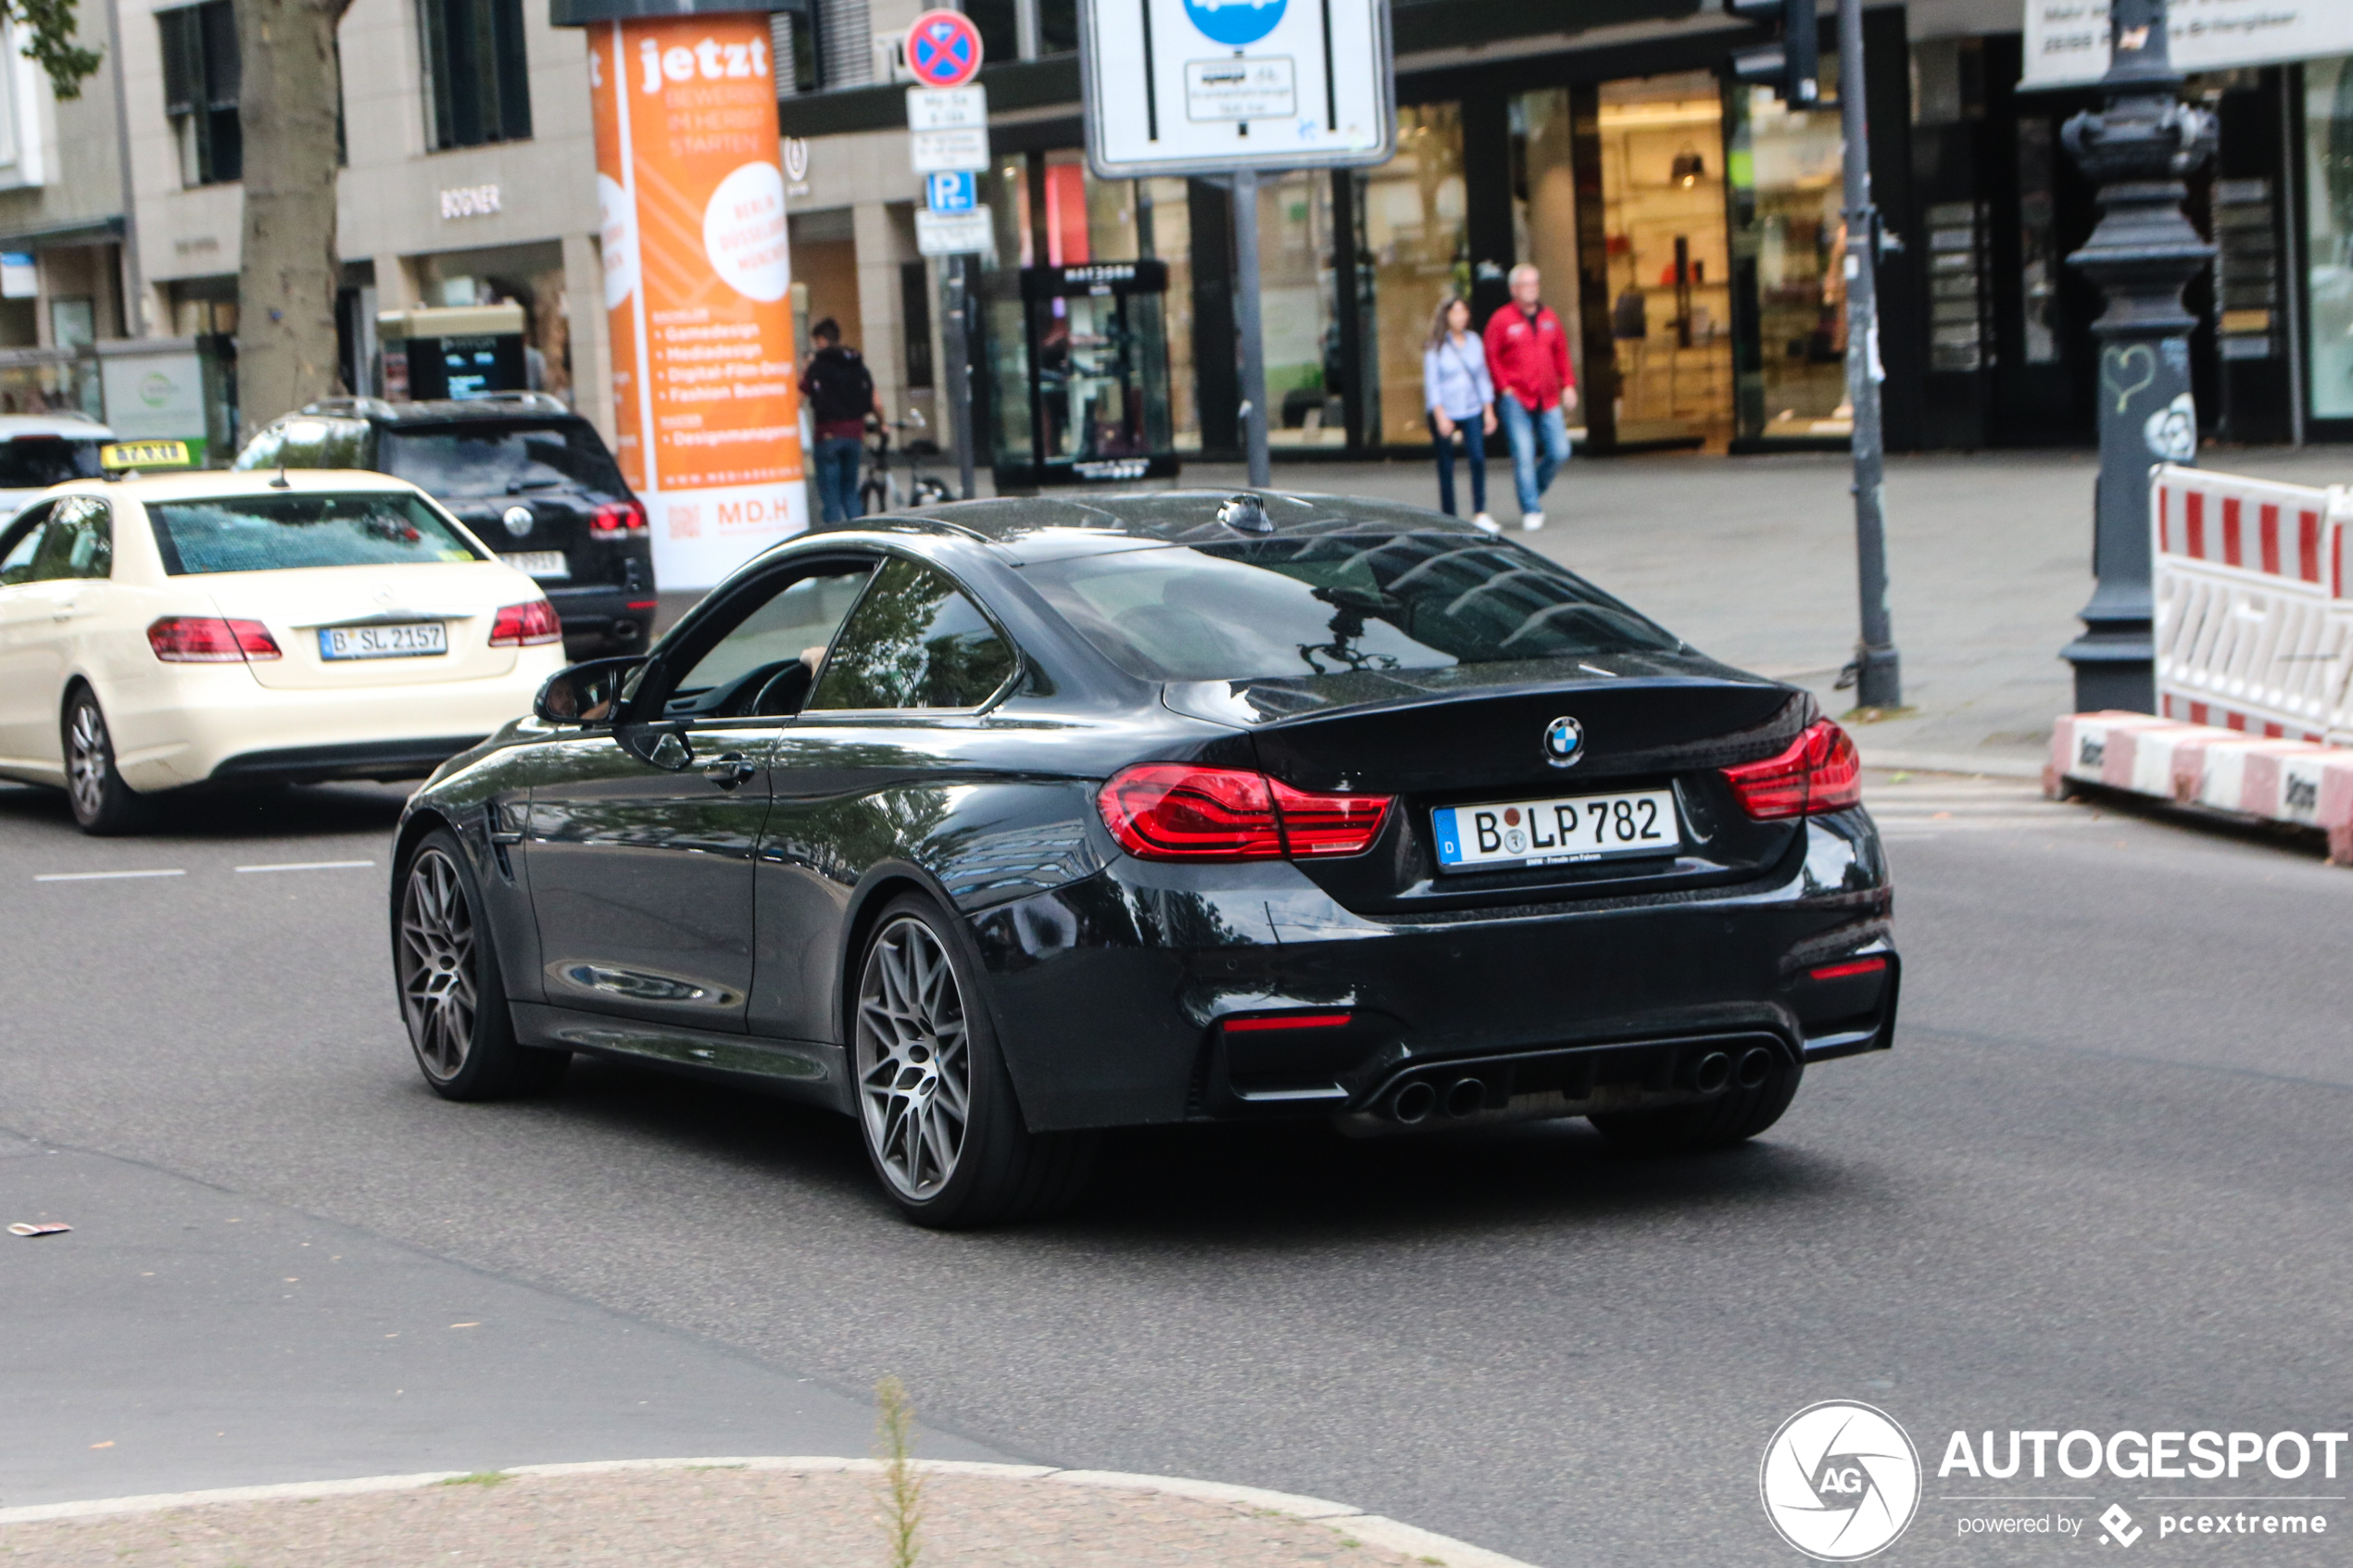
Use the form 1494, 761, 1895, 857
812, 435, 865, 524
1428, 412, 1486, 517
1498, 397, 1571, 515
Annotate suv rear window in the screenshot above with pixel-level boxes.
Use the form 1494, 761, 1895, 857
147, 493, 485, 575
1019, 532, 1680, 683
0, 435, 103, 490
380, 422, 629, 499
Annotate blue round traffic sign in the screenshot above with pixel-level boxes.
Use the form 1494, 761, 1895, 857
1182, 0, 1286, 47
906, 8, 983, 89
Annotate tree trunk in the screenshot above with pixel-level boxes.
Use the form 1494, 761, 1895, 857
235, 0, 349, 428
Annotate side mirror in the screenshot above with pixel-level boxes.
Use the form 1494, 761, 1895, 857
534, 657, 646, 726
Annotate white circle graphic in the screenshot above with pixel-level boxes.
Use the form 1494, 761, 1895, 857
598, 173, 637, 311
702, 161, 790, 304
1759, 1401, 1920, 1562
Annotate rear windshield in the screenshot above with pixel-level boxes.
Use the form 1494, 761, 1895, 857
147, 493, 484, 575
380, 422, 630, 499
0, 436, 103, 489
1019, 532, 1680, 683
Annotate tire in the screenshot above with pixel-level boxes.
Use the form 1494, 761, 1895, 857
1588, 1047, 1802, 1154
62, 686, 153, 835
851, 893, 1094, 1228
394, 829, 570, 1101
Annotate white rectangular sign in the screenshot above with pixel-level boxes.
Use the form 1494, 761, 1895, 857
2022, 0, 2353, 88
1080, 0, 1395, 177
911, 126, 990, 173
907, 83, 986, 131
916, 207, 996, 257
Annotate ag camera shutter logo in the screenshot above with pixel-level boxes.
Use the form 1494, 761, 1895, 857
1761, 1401, 1922, 1561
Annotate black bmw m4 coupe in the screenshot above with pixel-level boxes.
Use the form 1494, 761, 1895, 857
391, 491, 1896, 1226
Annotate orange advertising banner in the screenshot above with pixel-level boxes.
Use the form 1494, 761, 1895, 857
588, 15, 807, 587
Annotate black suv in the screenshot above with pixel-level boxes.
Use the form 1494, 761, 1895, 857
233, 394, 658, 654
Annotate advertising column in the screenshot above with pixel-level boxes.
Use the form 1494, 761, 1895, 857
585, 13, 805, 590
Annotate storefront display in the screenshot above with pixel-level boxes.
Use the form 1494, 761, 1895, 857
2305, 56, 2353, 425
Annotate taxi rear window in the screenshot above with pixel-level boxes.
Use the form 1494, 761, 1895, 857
147, 493, 484, 575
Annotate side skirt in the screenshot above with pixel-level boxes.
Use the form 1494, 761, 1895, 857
510, 1002, 850, 1114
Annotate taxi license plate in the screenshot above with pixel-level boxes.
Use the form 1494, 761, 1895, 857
1433, 788, 1680, 870
501, 550, 570, 579
318, 622, 448, 661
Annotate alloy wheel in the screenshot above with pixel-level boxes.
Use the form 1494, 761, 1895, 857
65, 700, 109, 822
398, 848, 478, 1080
855, 915, 973, 1201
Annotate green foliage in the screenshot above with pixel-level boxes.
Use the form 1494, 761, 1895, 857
875, 1375, 925, 1568
439, 1471, 510, 1487
6, 0, 102, 101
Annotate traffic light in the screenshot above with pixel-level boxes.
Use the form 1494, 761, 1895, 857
1730, 0, 1820, 107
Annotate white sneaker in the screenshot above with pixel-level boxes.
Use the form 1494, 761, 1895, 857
1521, 510, 1545, 532
1472, 512, 1501, 533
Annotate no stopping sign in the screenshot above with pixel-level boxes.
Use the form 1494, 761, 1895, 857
906, 9, 983, 89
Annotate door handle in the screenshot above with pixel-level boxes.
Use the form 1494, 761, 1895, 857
704, 753, 758, 789
51, 603, 78, 621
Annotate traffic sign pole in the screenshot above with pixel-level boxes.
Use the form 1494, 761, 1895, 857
945, 257, 976, 498
904, 12, 987, 500
1231, 169, 1270, 489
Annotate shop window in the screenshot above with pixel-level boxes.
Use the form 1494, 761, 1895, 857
1363, 102, 1468, 446
1253, 171, 1344, 447
1038, 0, 1077, 55
420, 0, 532, 151
159, 0, 241, 187
1729, 66, 1845, 442
2303, 56, 2353, 422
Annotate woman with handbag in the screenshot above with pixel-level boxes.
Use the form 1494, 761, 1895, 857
1422, 296, 1498, 532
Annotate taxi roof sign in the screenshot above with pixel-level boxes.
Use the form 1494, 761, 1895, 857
100, 440, 194, 472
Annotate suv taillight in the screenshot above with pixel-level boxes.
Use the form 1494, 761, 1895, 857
489, 600, 563, 646
148, 616, 282, 662
1721, 720, 1862, 820
591, 501, 648, 536
1097, 764, 1391, 861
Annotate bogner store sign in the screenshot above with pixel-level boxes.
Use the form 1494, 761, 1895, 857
2023, 0, 2353, 87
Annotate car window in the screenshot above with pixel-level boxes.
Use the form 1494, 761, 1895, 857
234, 418, 370, 471
665, 566, 875, 720
808, 558, 1018, 712
145, 492, 485, 575
30, 496, 110, 580
378, 422, 629, 499
0, 504, 49, 585
1017, 531, 1680, 683
0, 435, 104, 489
235, 425, 283, 470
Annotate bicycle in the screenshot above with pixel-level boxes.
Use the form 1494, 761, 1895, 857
857, 409, 954, 516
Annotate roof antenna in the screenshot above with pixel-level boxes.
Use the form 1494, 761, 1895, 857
1217, 494, 1272, 534
269, 465, 291, 489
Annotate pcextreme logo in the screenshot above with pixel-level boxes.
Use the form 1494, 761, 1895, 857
1761, 1401, 1924, 1561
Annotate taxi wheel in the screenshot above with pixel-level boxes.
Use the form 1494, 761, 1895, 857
396, 829, 570, 1101
61, 688, 153, 836
1589, 1051, 1802, 1154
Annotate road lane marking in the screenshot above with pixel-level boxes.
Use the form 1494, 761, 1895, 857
34, 869, 185, 883
233, 859, 377, 874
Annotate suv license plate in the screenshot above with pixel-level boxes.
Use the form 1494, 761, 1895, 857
502, 550, 569, 579
1434, 788, 1680, 871
319, 622, 448, 661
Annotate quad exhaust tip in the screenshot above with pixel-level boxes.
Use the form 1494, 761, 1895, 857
1736, 1046, 1773, 1090
1443, 1077, 1487, 1118
1690, 1051, 1733, 1094
1390, 1081, 1437, 1123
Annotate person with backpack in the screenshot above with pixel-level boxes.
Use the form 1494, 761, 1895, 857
1422, 295, 1498, 532
799, 318, 884, 523
1482, 265, 1577, 532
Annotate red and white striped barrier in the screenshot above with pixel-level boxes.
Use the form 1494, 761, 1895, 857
2149, 464, 2353, 741
2047, 711, 2353, 865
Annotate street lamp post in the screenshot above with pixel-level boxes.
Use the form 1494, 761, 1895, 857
2058, 0, 2214, 714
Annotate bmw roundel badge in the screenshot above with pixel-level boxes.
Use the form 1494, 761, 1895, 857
1542, 715, 1584, 768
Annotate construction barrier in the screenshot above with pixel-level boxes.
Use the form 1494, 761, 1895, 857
2148, 463, 2353, 742
2049, 711, 2353, 866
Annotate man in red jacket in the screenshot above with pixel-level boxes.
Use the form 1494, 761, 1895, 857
1483, 264, 1577, 531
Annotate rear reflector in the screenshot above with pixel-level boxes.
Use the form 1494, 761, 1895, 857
625, 599, 659, 611
1808, 956, 1888, 983
147, 616, 282, 662
1097, 763, 1392, 861
1224, 1011, 1353, 1033
489, 599, 563, 646
1721, 720, 1862, 820
591, 501, 648, 536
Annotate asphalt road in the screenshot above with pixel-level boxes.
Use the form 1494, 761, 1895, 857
5, 772, 2351, 1566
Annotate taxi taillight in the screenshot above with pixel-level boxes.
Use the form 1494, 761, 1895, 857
148, 616, 282, 662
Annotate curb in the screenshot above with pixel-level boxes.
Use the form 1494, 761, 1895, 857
0, 1455, 1544, 1568
1856, 746, 2045, 780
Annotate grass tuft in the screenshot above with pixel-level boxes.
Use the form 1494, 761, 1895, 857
875, 1375, 925, 1568
440, 1472, 510, 1487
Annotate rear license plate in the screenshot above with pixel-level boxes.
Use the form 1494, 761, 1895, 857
318, 622, 448, 661
1433, 788, 1680, 870
502, 550, 570, 580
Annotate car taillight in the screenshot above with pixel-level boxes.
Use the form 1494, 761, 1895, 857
147, 616, 282, 662
1721, 720, 1863, 820
489, 599, 563, 646
591, 501, 648, 536
1097, 763, 1392, 861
